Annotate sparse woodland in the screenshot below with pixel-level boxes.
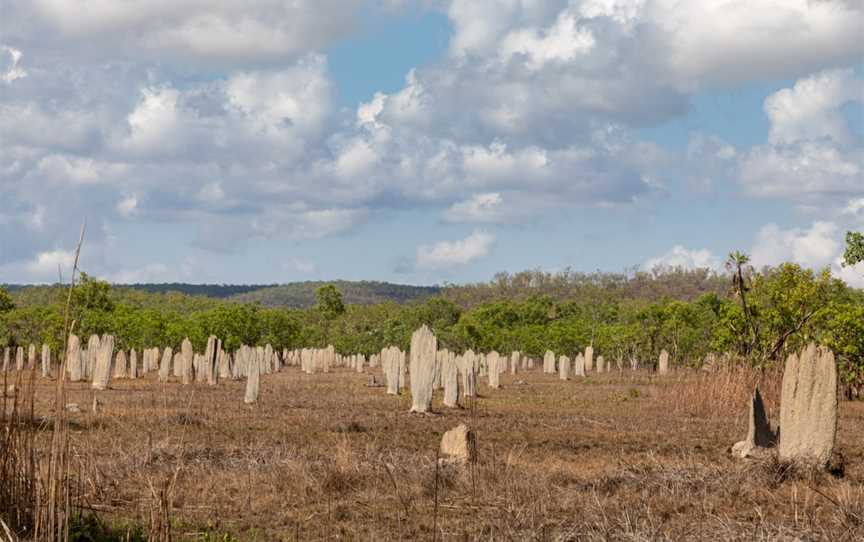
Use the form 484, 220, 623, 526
3, 261, 863, 394
1, 255, 863, 541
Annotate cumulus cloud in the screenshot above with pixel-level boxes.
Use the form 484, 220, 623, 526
446, 0, 863, 89
25, 249, 76, 279
765, 69, 862, 146
751, 221, 840, 269
645, 0, 863, 88
643, 245, 719, 271
738, 69, 863, 203
416, 230, 495, 271
2, 0, 863, 282
9, 0, 367, 66
749, 220, 864, 288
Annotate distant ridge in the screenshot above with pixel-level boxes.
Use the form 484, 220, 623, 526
229, 280, 440, 307
117, 283, 271, 298
2, 280, 440, 308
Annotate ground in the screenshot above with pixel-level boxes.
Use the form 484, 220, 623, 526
10, 365, 864, 541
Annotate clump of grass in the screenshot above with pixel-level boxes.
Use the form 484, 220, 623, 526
0, 370, 38, 537
657, 365, 782, 418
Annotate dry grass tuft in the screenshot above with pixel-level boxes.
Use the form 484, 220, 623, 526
657, 365, 783, 419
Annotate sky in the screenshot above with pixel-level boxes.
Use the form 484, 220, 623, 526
1, 0, 863, 287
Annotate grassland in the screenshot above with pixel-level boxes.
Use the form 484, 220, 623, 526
8, 366, 864, 541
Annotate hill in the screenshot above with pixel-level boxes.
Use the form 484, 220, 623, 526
229, 280, 440, 307
3, 281, 440, 308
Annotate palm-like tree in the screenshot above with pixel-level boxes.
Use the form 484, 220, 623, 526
725, 251, 758, 356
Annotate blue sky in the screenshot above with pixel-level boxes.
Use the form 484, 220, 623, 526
1, 1, 862, 287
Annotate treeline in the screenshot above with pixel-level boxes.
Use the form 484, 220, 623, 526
441, 267, 728, 307
3, 283, 269, 299
1, 265, 862, 392
230, 280, 440, 307
3, 280, 440, 308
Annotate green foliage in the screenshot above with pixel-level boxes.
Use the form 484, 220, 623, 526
844, 231, 864, 267
820, 302, 864, 388
315, 284, 346, 320
232, 280, 439, 307
0, 286, 14, 313
198, 521, 241, 542
69, 514, 147, 542
73, 273, 115, 312
1, 265, 861, 389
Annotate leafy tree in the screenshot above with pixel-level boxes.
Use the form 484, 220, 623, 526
73, 273, 115, 312
750, 264, 842, 360
0, 286, 15, 313
843, 231, 864, 267
820, 302, 864, 396
315, 284, 345, 344
315, 284, 345, 320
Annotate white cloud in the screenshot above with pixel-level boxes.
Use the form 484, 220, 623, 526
499, 11, 595, 70
443, 193, 505, 223
19, 0, 365, 66
121, 86, 182, 155
116, 194, 138, 217
835, 258, 864, 289
37, 154, 128, 184
751, 221, 840, 269
738, 69, 863, 203
416, 230, 495, 271
1, 46, 27, 83
765, 69, 862, 146
739, 141, 862, 199
2, 0, 863, 282
25, 249, 75, 279
749, 220, 864, 288
446, 0, 863, 90
842, 198, 864, 223
225, 56, 332, 138
647, 0, 863, 88
643, 245, 719, 271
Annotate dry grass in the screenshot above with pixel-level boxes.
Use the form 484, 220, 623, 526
657, 366, 784, 419
5, 366, 864, 541
1, 370, 38, 538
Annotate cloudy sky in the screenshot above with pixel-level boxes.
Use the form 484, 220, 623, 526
1, 0, 862, 286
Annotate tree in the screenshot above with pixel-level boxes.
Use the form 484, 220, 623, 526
315, 284, 345, 319
725, 251, 758, 356
820, 302, 864, 397
843, 231, 864, 267
0, 286, 14, 313
72, 273, 115, 312
750, 264, 843, 360
315, 284, 345, 344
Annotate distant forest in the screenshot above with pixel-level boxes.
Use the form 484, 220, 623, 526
2, 265, 862, 393
2, 269, 725, 309
230, 281, 441, 307
3, 282, 268, 298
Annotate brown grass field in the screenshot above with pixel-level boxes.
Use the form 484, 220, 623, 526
7, 366, 864, 541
